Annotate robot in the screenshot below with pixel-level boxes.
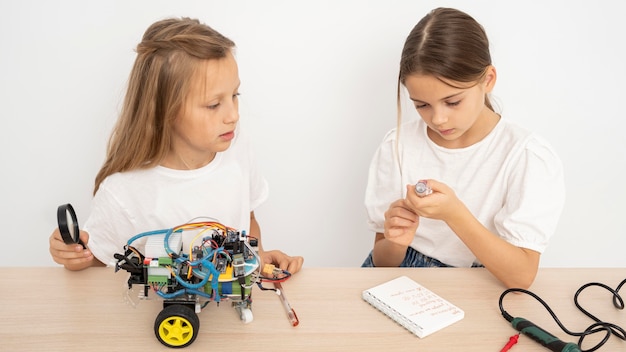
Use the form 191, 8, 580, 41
112, 220, 278, 348
56, 204, 293, 348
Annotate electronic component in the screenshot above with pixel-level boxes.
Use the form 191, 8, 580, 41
249, 237, 258, 248
262, 263, 282, 278
232, 253, 245, 277
215, 257, 227, 273
414, 180, 432, 197
145, 233, 182, 258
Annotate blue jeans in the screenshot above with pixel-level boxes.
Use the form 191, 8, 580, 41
361, 246, 484, 268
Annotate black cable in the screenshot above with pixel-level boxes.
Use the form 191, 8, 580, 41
256, 282, 277, 292
573, 280, 626, 345
499, 278, 626, 351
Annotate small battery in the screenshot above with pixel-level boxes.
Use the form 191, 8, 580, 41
415, 180, 432, 197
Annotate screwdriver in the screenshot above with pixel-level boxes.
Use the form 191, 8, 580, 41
274, 282, 299, 327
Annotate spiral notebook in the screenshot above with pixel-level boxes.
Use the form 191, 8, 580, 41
362, 276, 464, 338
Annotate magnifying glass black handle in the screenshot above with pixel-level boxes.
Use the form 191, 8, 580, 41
57, 203, 86, 248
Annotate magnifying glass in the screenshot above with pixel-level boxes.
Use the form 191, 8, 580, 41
57, 203, 86, 248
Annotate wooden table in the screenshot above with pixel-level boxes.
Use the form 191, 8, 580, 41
1, 267, 624, 351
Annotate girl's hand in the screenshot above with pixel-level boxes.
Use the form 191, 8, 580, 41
405, 179, 464, 221
259, 249, 304, 275
48, 229, 97, 270
383, 199, 420, 247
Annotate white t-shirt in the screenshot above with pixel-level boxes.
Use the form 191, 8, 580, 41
365, 117, 566, 267
85, 127, 268, 266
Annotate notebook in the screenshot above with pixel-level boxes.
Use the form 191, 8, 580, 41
362, 275, 464, 338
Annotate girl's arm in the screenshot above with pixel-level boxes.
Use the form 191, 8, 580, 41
405, 181, 539, 289
371, 233, 408, 266
443, 203, 540, 289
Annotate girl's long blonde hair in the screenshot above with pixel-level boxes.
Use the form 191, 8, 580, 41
93, 17, 235, 194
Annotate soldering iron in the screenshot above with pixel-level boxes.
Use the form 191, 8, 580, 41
499, 284, 626, 352
502, 314, 581, 352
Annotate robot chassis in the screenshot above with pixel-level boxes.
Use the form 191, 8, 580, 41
113, 221, 275, 348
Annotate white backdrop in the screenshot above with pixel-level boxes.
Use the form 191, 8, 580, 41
1, 0, 625, 268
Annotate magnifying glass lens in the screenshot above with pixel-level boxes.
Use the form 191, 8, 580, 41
66, 210, 75, 240
57, 203, 83, 247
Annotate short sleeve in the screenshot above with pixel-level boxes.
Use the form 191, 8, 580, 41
494, 135, 566, 252
84, 182, 136, 266
364, 129, 403, 234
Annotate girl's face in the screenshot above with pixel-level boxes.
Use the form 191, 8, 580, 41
404, 67, 498, 149
168, 53, 240, 169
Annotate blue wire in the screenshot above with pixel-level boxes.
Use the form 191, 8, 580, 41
170, 257, 221, 303
126, 228, 184, 246
156, 289, 186, 299
156, 288, 213, 300
126, 229, 169, 246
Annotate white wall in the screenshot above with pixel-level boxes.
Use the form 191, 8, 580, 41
1, 0, 624, 268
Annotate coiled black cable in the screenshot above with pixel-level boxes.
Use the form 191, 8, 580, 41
498, 278, 626, 351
